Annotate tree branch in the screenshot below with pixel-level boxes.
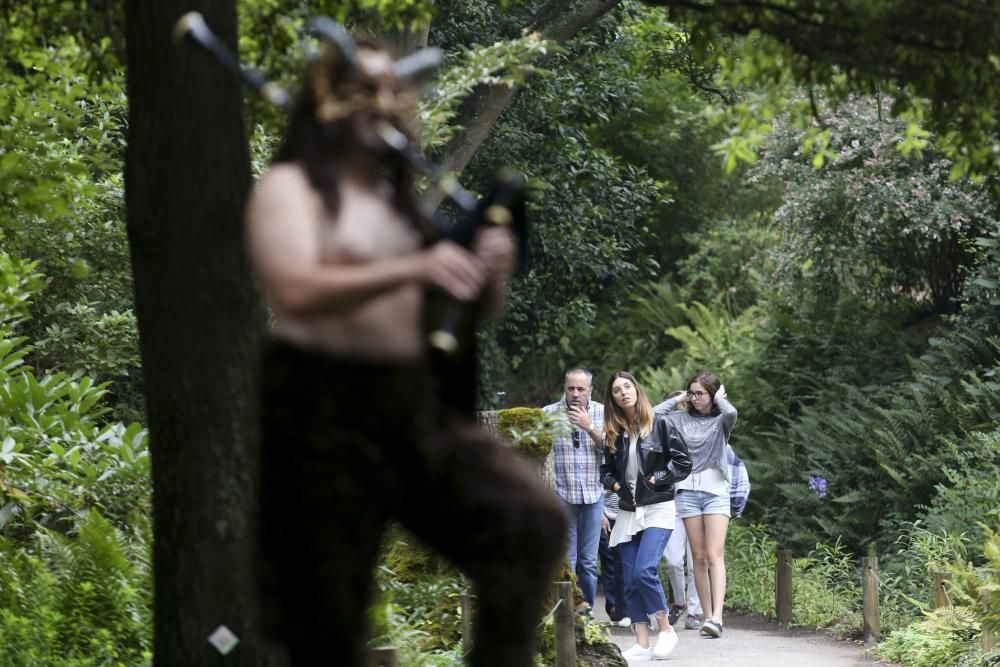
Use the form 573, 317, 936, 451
426, 0, 624, 210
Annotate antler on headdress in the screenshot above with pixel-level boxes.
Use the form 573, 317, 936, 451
305, 16, 362, 71
172, 12, 476, 211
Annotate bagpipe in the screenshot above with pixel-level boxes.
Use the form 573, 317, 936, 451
173, 13, 528, 417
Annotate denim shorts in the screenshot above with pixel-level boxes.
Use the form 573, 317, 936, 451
675, 490, 731, 518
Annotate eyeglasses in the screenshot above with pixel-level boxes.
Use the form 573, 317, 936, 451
687, 390, 708, 398
572, 430, 581, 448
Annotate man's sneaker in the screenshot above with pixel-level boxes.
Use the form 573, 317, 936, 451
621, 643, 653, 661
684, 615, 702, 630
667, 604, 684, 625
652, 629, 678, 659
617, 616, 633, 628
700, 618, 723, 638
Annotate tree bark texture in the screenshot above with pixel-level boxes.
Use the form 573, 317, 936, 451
427, 0, 624, 209
124, 1, 275, 665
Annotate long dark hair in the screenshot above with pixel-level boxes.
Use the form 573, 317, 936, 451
687, 371, 722, 417
603, 371, 653, 453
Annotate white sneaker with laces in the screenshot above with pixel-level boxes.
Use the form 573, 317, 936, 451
617, 616, 633, 628
652, 629, 678, 659
621, 643, 654, 661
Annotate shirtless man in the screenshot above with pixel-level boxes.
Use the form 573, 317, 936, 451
247, 39, 565, 667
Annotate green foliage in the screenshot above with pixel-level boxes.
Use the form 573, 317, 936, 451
418, 34, 556, 152
792, 539, 862, 632
877, 607, 980, 667
657, 1, 1000, 190
0, 253, 149, 537
747, 332, 999, 553
921, 431, 1000, 549
0, 510, 151, 667
380, 526, 456, 584
433, 3, 668, 404
497, 407, 564, 462
751, 95, 994, 315
0, 7, 139, 420
725, 522, 777, 616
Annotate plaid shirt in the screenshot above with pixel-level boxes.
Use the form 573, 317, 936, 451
728, 445, 751, 517
543, 399, 605, 505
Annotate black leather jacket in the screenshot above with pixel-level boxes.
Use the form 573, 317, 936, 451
600, 416, 691, 512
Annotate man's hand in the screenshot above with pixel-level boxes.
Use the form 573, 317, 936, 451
420, 241, 486, 302
473, 226, 516, 278
567, 404, 592, 430
601, 513, 611, 537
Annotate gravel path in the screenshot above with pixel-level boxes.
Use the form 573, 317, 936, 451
594, 597, 897, 666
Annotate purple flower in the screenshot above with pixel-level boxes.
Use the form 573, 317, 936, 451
808, 475, 828, 499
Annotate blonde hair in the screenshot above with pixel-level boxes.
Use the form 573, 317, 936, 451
603, 371, 653, 453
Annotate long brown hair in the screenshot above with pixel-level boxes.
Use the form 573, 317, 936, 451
604, 371, 653, 453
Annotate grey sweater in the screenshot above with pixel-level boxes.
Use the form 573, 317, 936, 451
653, 394, 737, 481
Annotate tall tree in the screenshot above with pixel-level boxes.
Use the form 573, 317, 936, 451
124, 1, 274, 665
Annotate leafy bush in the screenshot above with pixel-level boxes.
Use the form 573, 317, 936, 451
877, 607, 980, 667
792, 539, 862, 632
0, 252, 149, 537
0, 10, 143, 422
747, 333, 999, 554
921, 431, 1000, 551
0, 510, 151, 667
726, 522, 777, 616
498, 407, 565, 462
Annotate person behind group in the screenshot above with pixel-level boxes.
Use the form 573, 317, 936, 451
598, 487, 629, 626
654, 372, 738, 639
542, 367, 605, 611
601, 371, 691, 660
664, 515, 703, 630
247, 34, 566, 666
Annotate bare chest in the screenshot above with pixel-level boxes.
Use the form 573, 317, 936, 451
321, 184, 420, 261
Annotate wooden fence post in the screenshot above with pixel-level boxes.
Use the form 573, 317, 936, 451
461, 593, 474, 658
369, 647, 398, 667
554, 581, 577, 667
862, 556, 880, 644
983, 589, 996, 652
776, 549, 793, 626
932, 571, 953, 608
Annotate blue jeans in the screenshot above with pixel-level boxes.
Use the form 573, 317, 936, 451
598, 521, 626, 620
561, 498, 603, 606
619, 527, 673, 623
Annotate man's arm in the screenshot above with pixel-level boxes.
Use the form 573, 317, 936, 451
246, 165, 487, 317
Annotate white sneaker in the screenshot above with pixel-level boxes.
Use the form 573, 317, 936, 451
652, 629, 678, 659
617, 616, 633, 627
621, 643, 654, 661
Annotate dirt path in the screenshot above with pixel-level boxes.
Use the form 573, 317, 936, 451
594, 596, 896, 666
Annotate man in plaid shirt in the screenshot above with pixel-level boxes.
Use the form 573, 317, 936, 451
542, 367, 605, 609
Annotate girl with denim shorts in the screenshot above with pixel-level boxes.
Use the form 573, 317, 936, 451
654, 372, 737, 639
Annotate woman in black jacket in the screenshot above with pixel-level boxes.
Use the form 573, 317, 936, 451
601, 371, 691, 660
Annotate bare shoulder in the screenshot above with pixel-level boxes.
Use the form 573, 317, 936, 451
250, 163, 313, 207
246, 162, 324, 232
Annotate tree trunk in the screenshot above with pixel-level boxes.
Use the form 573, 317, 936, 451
426, 0, 624, 209
384, 0, 434, 52
124, 1, 276, 665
